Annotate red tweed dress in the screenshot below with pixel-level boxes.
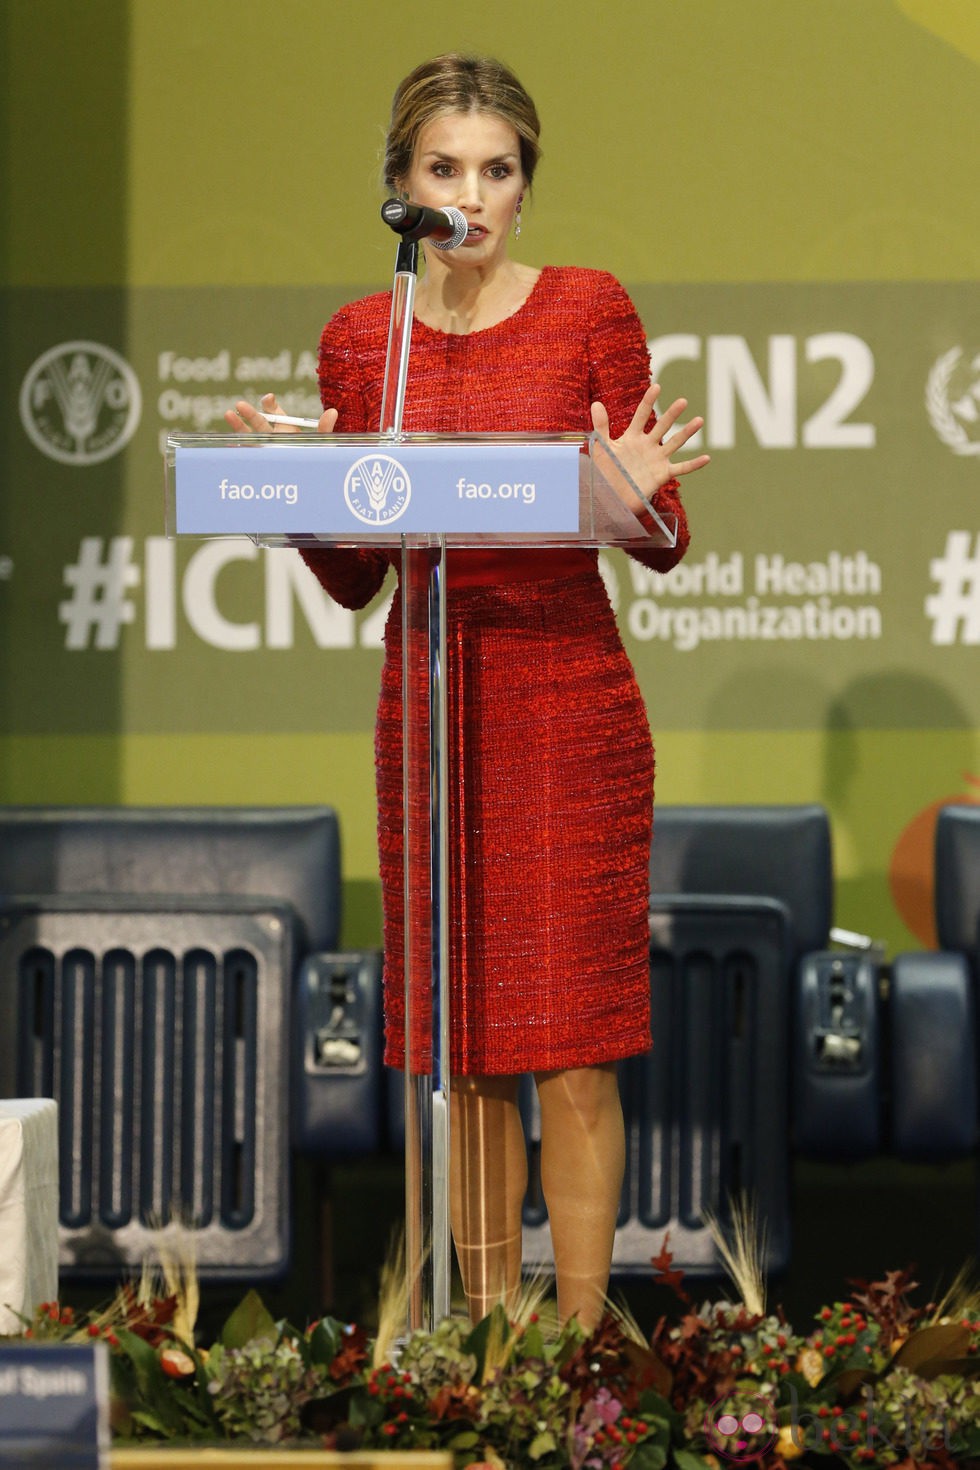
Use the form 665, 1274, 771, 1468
300, 266, 690, 1075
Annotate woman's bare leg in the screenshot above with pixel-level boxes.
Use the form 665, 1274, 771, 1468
449, 1073, 526, 1322
534, 1063, 624, 1330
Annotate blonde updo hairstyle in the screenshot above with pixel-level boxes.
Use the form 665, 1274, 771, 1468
383, 53, 542, 194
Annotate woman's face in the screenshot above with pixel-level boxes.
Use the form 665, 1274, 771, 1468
401, 109, 525, 270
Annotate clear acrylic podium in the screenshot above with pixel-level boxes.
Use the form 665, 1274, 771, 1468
166, 428, 677, 1331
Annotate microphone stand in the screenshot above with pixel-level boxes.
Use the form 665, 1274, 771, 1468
379, 237, 418, 436
380, 233, 451, 1332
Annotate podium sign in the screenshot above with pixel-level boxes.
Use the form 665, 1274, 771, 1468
0, 1343, 109, 1468
165, 429, 675, 1331
165, 431, 677, 548
170, 438, 582, 538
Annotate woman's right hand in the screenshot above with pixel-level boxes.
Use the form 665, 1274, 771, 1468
223, 391, 338, 434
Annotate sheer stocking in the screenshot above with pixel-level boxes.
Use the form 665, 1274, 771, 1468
535, 1063, 625, 1330
449, 1074, 526, 1322
448, 1064, 625, 1329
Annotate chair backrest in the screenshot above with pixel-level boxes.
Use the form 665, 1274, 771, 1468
649, 804, 833, 961
935, 804, 980, 954
0, 805, 342, 1281
0, 805, 341, 951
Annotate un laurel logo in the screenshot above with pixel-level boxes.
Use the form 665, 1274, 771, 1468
925, 347, 980, 457
19, 341, 142, 465
344, 453, 412, 525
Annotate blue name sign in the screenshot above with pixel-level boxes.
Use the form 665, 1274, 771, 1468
0, 1343, 108, 1467
173, 439, 581, 537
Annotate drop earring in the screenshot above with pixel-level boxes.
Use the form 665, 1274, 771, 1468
514, 195, 523, 240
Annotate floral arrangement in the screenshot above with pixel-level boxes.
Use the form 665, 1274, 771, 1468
7, 1240, 980, 1469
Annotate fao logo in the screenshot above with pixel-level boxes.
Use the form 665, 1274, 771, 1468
344, 453, 411, 525
20, 341, 142, 465
926, 347, 980, 457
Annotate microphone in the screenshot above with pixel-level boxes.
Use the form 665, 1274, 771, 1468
380, 198, 469, 251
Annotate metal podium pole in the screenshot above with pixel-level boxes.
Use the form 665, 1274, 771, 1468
379, 235, 451, 1332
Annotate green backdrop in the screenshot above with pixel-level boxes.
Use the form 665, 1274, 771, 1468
2, 0, 979, 954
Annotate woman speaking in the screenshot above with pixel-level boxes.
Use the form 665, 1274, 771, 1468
227, 52, 709, 1330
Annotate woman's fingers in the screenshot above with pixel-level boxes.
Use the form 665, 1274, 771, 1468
662, 414, 705, 451
650, 394, 689, 438
626, 383, 660, 433
225, 397, 337, 434
259, 392, 287, 432
670, 450, 712, 477
225, 397, 273, 433
224, 393, 294, 434
658, 412, 710, 478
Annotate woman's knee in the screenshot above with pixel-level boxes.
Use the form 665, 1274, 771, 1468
450, 1073, 521, 1106
534, 1063, 621, 1133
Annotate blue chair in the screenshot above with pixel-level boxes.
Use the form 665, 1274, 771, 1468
884, 805, 979, 1161
0, 806, 383, 1281
523, 804, 835, 1278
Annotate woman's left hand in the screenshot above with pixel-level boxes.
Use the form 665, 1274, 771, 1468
591, 383, 710, 499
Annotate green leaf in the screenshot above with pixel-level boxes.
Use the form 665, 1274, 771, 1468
638, 1387, 677, 1423
307, 1317, 344, 1367
630, 1443, 668, 1469
671, 1451, 715, 1469
521, 1321, 545, 1360
448, 1429, 481, 1449
167, 1381, 220, 1435
463, 1303, 511, 1381
774, 1369, 816, 1401
112, 1333, 187, 1438
128, 1408, 169, 1436
954, 1424, 980, 1456
218, 1289, 277, 1349
528, 1429, 557, 1458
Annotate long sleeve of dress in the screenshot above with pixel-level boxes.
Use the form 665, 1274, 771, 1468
298, 306, 390, 610
586, 272, 691, 574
